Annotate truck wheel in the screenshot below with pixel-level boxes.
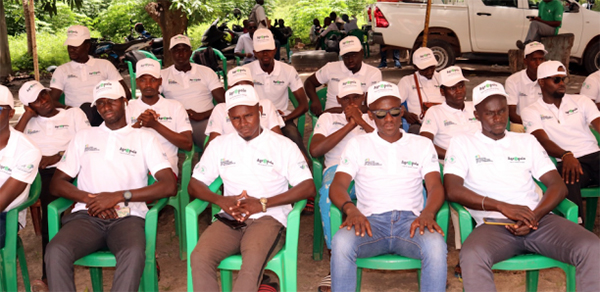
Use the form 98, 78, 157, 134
428, 39, 455, 70
583, 42, 600, 74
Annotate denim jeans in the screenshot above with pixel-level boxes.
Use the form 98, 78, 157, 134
0, 212, 6, 249
331, 210, 447, 292
319, 165, 356, 249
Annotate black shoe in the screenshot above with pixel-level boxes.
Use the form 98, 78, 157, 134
516, 40, 525, 50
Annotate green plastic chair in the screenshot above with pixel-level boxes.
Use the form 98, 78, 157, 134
191, 47, 228, 90
124, 51, 162, 98
0, 174, 41, 292
172, 148, 194, 260
185, 177, 307, 292
287, 89, 308, 140
348, 29, 370, 58
48, 175, 168, 292
320, 31, 345, 51
449, 180, 577, 292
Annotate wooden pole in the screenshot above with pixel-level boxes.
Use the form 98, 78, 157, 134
27, 0, 39, 81
422, 0, 432, 47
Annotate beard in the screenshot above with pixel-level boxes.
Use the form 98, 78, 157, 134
552, 91, 565, 99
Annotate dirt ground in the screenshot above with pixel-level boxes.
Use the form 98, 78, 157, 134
4, 47, 599, 291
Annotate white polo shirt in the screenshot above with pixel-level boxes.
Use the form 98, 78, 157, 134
521, 94, 600, 159
192, 129, 312, 227
234, 33, 255, 63
581, 70, 600, 103
50, 57, 123, 108
160, 64, 222, 114
336, 131, 440, 217
0, 127, 41, 212
315, 61, 382, 110
205, 100, 284, 136
57, 124, 171, 219
313, 113, 375, 169
444, 132, 556, 226
21, 108, 90, 168
246, 61, 304, 115
420, 102, 481, 150
125, 97, 192, 175
505, 69, 542, 116
398, 71, 444, 120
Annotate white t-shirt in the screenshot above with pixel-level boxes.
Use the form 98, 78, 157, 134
161, 64, 223, 113
249, 4, 267, 28
398, 71, 444, 120
192, 129, 312, 227
315, 61, 382, 110
50, 57, 123, 108
0, 127, 42, 212
420, 102, 481, 150
336, 131, 440, 217
21, 108, 90, 168
313, 113, 375, 169
521, 94, 600, 159
205, 100, 284, 136
505, 69, 542, 116
320, 23, 339, 37
246, 61, 304, 115
234, 33, 255, 63
443, 132, 556, 226
580, 70, 600, 103
125, 97, 192, 175
344, 17, 359, 32
57, 124, 171, 219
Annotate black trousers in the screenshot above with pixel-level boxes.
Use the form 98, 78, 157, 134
556, 151, 600, 222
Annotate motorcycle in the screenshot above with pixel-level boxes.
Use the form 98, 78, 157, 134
200, 18, 241, 60
126, 22, 164, 60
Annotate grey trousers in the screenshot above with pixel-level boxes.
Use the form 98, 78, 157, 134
190, 216, 285, 292
191, 119, 209, 150
460, 214, 600, 292
45, 211, 146, 292
525, 20, 556, 43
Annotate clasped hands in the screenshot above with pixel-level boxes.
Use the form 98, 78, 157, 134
132, 109, 159, 128
85, 192, 122, 220
219, 191, 264, 222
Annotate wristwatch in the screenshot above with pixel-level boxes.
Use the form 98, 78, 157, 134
259, 197, 268, 212
123, 191, 132, 207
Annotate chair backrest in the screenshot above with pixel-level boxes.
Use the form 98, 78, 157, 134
2, 173, 41, 249
191, 47, 228, 89
348, 29, 365, 42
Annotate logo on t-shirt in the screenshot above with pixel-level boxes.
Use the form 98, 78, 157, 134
84, 144, 100, 152
468, 117, 477, 122
272, 80, 285, 85
445, 155, 456, 164
475, 155, 493, 164
331, 78, 340, 82
256, 158, 274, 167
89, 71, 101, 76
17, 164, 35, 173
189, 78, 201, 82
26, 129, 40, 135
332, 121, 345, 127
0, 164, 12, 174
158, 116, 173, 122
254, 81, 264, 86
540, 115, 553, 121
55, 124, 69, 129
220, 159, 236, 166
168, 79, 178, 85
119, 147, 138, 156
298, 161, 308, 170
443, 120, 456, 127
401, 160, 419, 168
507, 157, 526, 163
364, 159, 382, 166
564, 108, 578, 115
67, 74, 78, 79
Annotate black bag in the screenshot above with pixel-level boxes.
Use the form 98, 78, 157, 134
325, 34, 341, 53
192, 46, 222, 72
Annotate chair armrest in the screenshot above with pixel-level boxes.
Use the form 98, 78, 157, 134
16, 174, 42, 212
284, 199, 307, 252
552, 199, 578, 223
449, 202, 474, 244
186, 177, 222, 256
48, 197, 75, 241
436, 202, 450, 241
144, 198, 168, 256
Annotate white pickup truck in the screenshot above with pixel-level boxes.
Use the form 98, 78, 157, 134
366, 0, 600, 73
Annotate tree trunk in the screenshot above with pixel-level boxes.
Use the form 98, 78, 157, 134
145, 0, 188, 68
22, 0, 33, 55
0, 0, 12, 80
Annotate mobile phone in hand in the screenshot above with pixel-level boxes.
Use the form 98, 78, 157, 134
214, 213, 247, 230
483, 217, 516, 225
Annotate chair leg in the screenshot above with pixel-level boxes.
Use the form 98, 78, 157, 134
584, 197, 598, 232
563, 264, 576, 292
89, 267, 103, 292
312, 190, 324, 261
417, 269, 421, 291
29, 200, 42, 236
356, 268, 363, 292
525, 270, 539, 292
3, 249, 18, 291
0, 254, 7, 291
220, 270, 233, 292
17, 237, 31, 292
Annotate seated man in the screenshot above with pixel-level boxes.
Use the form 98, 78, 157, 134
309, 18, 322, 45
45, 80, 177, 291
50, 25, 131, 126
398, 47, 444, 134
316, 17, 339, 49
445, 80, 600, 291
189, 84, 315, 291
505, 42, 546, 128
305, 36, 382, 115
0, 85, 42, 249
516, 0, 563, 48
128, 58, 193, 175
329, 81, 447, 292
522, 60, 600, 223
235, 21, 258, 64
342, 14, 358, 32
161, 34, 225, 148
15, 81, 90, 288
205, 67, 284, 148
580, 69, 600, 110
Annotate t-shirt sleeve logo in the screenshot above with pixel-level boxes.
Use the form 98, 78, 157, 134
17, 164, 35, 173
445, 155, 456, 164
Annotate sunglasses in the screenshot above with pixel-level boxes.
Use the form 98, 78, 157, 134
370, 107, 402, 119
546, 76, 568, 84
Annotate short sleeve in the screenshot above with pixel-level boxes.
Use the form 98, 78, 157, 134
174, 102, 193, 133
580, 76, 599, 103
235, 38, 245, 53
282, 142, 313, 186
313, 114, 331, 137
370, 68, 383, 85
580, 96, 600, 125
552, 2, 563, 21
261, 101, 285, 129
504, 76, 519, 106
398, 76, 411, 103
143, 134, 171, 176
315, 64, 330, 85
420, 109, 439, 136
12, 145, 41, 184
104, 61, 124, 81
521, 107, 544, 134
335, 138, 360, 179
56, 133, 83, 178
288, 68, 303, 92
420, 140, 440, 178
529, 137, 557, 180
202, 67, 223, 91
205, 105, 226, 135
443, 136, 469, 179
50, 66, 66, 91
192, 138, 221, 185
72, 108, 91, 131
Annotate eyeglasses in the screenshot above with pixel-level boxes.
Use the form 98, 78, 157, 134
370, 107, 402, 119
546, 76, 568, 84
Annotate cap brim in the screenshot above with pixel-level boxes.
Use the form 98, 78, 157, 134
442, 77, 469, 87
64, 38, 87, 47
226, 101, 259, 111
340, 47, 361, 56
415, 59, 438, 70
22, 87, 47, 106
137, 72, 161, 79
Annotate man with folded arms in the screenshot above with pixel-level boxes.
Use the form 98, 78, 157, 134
329, 81, 446, 292
188, 85, 314, 291
46, 80, 176, 291
445, 80, 599, 291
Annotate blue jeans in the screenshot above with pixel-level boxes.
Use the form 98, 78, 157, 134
319, 165, 356, 249
0, 212, 6, 249
331, 210, 447, 292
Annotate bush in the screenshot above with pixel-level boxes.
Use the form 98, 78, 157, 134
187, 23, 212, 49
93, 0, 160, 41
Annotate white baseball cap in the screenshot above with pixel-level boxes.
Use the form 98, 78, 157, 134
169, 34, 191, 50
440, 66, 469, 87
228, 67, 253, 87
367, 81, 401, 106
93, 80, 126, 106
253, 28, 275, 52
337, 78, 363, 98
136, 58, 161, 79
225, 85, 259, 111
537, 60, 567, 80
524, 41, 548, 57
339, 36, 363, 56
64, 25, 91, 47
412, 47, 437, 70
472, 80, 509, 107
19, 81, 47, 106
0, 85, 15, 109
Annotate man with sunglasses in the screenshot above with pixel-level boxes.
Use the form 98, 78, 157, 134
235, 21, 258, 64
522, 60, 600, 224
329, 81, 447, 292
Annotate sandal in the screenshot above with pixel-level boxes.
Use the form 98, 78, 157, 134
258, 275, 279, 292
318, 274, 331, 292
31, 279, 49, 292
454, 263, 462, 282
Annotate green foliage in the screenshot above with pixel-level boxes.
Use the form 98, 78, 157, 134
171, 0, 269, 25
93, 0, 160, 40
187, 23, 211, 49
35, 2, 93, 33
3, 2, 26, 36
